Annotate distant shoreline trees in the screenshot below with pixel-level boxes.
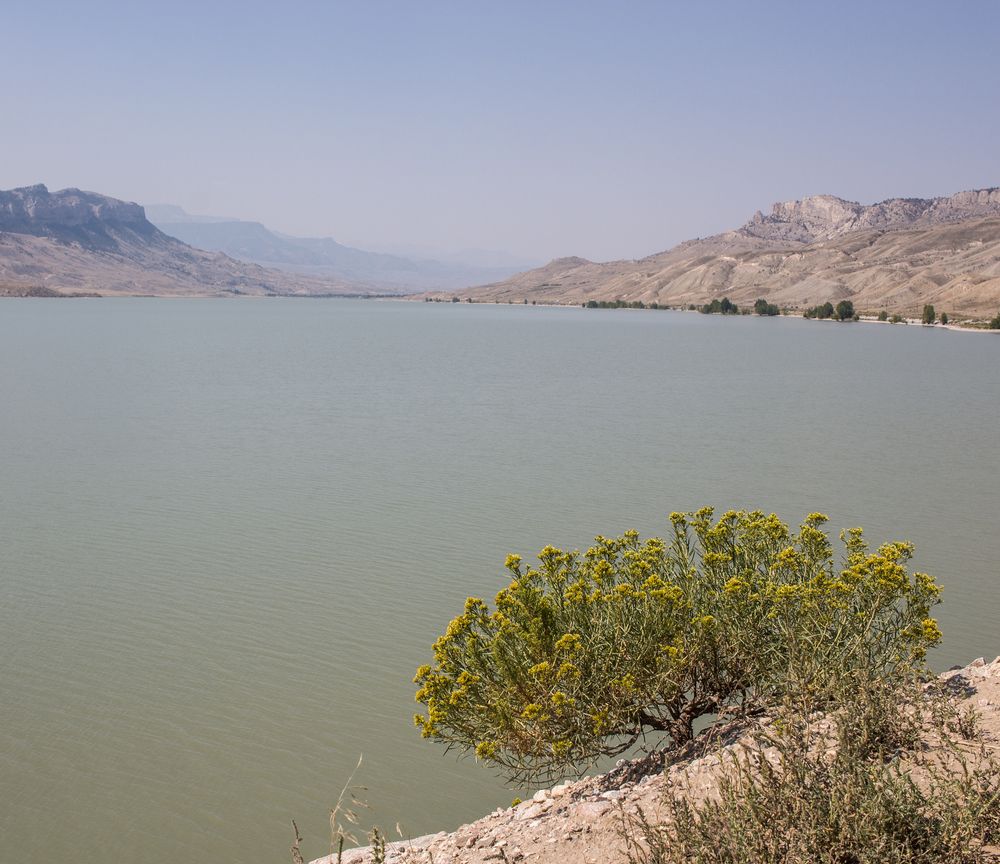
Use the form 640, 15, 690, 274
438, 296, 995, 327
584, 299, 661, 309
804, 301, 835, 320
753, 298, 780, 316
700, 297, 739, 315
804, 300, 856, 321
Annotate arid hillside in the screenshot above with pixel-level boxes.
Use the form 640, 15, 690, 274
433, 190, 1000, 317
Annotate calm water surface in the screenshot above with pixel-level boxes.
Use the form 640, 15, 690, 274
1, 299, 998, 863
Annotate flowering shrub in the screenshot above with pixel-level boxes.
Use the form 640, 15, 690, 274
414, 509, 942, 782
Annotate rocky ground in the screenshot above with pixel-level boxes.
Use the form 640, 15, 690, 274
310, 658, 1000, 864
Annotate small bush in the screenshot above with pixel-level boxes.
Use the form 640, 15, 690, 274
414, 509, 941, 782
878, 310, 889, 321
923, 304, 937, 325
989, 312, 1000, 329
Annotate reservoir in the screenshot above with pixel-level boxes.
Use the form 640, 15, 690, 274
1, 299, 998, 863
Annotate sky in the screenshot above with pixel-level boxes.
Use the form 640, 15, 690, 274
2, 0, 998, 262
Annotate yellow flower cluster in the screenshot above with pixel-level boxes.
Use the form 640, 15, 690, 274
412, 507, 943, 782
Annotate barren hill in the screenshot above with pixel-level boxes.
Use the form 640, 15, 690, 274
439, 189, 1000, 316
0, 185, 371, 297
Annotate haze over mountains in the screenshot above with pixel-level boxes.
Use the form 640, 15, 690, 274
445, 188, 1000, 317
0, 185, 528, 297
0, 185, 369, 297
146, 206, 531, 292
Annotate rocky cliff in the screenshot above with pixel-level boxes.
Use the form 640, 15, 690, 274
0, 184, 156, 251
741, 188, 1000, 244
0, 184, 148, 227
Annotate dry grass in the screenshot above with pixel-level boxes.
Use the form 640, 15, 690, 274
623, 679, 1000, 864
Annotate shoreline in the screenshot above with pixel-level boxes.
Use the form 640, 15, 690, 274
308, 657, 1000, 864
4, 290, 998, 334
398, 295, 1000, 334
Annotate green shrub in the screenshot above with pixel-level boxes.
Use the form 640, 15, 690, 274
989, 312, 1000, 329
878, 310, 888, 321
940, 312, 948, 325
923, 304, 937, 325
414, 509, 941, 782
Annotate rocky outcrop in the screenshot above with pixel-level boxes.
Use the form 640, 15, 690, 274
741, 188, 1000, 244
0, 184, 155, 251
0, 184, 147, 228
310, 658, 1000, 864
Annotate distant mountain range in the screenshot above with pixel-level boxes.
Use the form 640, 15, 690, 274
4, 183, 999, 312
443, 189, 1000, 317
0, 185, 371, 297
145, 206, 532, 292
0, 185, 530, 298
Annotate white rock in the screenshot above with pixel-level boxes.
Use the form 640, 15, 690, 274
576, 800, 612, 821
515, 803, 546, 821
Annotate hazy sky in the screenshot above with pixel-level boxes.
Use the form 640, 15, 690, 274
3, 0, 998, 262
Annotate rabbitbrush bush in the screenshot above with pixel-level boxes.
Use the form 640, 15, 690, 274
414, 509, 942, 782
